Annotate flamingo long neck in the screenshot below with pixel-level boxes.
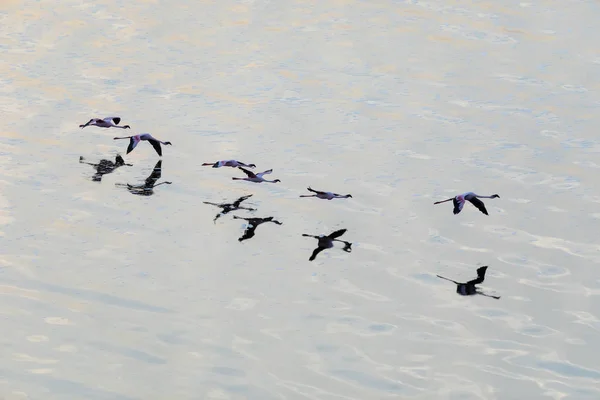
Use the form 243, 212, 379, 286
473, 194, 494, 198
435, 198, 454, 204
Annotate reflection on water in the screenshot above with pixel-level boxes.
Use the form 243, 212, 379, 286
79, 155, 132, 182
115, 160, 171, 196
2, 0, 600, 398
436, 266, 501, 299
203, 194, 256, 224
302, 228, 352, 261
232, 216, 283, 242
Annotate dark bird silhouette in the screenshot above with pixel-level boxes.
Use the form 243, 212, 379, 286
203, 194, 256, 223
232, 216, 282, 242
434, 192, 500, 215
115, 160, 171, 196
79, 154, 132, 182
302, 228, 352, 261
113, 133, 172, 157
437, 266, 500, 299
299, 187, 352, 200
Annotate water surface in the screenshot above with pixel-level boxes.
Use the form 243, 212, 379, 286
2, 0, 600, 399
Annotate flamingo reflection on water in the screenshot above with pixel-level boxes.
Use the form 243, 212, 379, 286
79, 154, 132, 182
302, 228, 352, 261
115, 160, 172, 196
203, 194, 256, 223
232, 216, 283, 242
437, 266, 500, 299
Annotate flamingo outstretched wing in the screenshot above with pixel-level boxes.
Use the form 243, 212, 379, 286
80, 118, 96, 128
232, 194, 253, 207
256, 169, 272, 178
126, 137, 140, 154
238, 167, 257, 178
104, 117, 121, 125
146, 160, 163, 182
467, 197, 489, 215
148, 139, 163, 156
239, 225, 258, 242
307, 187, 327, 195
466, 266, 488, 285
309, 246, 326, 261
327, 229, 347, 239
452, 196, 465, 215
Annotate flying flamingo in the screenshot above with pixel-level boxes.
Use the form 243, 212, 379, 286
203, 194, 256, 224
302, 228, 352, 261
437, 266, 500, 299
232, 216, 283, 242
113, 133, 172, 157
79, 117, 130, 129
232, 167, 280, 183
79, 154, 132, 182
202, 160, 256, 168
433, 192, 499, 215
299, 187, 352, 200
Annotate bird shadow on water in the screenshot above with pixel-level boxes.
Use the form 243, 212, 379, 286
203, 194, 256, 224
302, 228, 353, 261
232, 216, 283, 242
79, 154, 132, 182
115, 160, 172, 196
437, 266, 501, 299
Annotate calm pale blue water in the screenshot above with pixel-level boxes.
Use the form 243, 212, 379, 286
2, 0, 600, 399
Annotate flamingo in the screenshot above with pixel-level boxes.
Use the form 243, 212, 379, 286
437, 266, 500, 299
232, 167, 280, 183
79, 117, 130, 129
113, 133, 172, 157
79, 154, 132, 182
299, 187, 352, 200
203, 194, 256, 224
302, 228, 352, 261
115, 160, 171, 196
434, 192, 499, 215
232, 216, 283, 242
202, 160, 256, 168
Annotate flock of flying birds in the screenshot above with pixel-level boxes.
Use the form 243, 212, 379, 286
79, 116, 503, 300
